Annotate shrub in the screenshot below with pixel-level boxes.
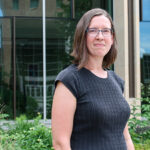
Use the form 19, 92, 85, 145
128, 97, 150, 149
134, 140, 150, 150
0, 114, 54, 150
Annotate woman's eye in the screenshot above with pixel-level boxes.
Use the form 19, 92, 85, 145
89, 29, 97, 32
103, 29, 110, 33
103, 30, 108, 32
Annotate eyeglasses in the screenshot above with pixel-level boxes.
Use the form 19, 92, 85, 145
86, 28, 113, 37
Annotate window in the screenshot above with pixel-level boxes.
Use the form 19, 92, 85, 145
56, 0, 61, 8
0, 9, 3, 16
55, 0, 70, 17
13, 0, 19, 10
30, 0, 39, 9
140, 0, 150, 98
141, 0, 150, 21
0, 25, 2, 81
28, 64, 38, 77
142, 55, 150, 83
28, 64, 38, 85
0, 25, 2, 48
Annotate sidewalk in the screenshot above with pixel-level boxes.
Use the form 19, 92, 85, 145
0, 119, 51, 130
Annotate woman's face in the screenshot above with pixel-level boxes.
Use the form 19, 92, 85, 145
86, 15, 113, 59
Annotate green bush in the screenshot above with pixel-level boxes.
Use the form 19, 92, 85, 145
0, 114, 54, 150
134, 140, 150, 150
128, 96, 150, 149
128, 104, 150, 143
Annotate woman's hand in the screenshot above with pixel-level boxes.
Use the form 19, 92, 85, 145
124, 124, 135, 150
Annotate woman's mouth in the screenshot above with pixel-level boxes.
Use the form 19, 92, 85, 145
94, 43, 105, 47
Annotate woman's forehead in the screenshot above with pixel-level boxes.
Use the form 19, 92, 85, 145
89, 15, 111, 28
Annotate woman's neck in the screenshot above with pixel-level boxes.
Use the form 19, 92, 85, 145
84, 57, 107, 78
84, 57, 104, 72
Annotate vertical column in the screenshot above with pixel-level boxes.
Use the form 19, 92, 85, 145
13, 17, 16, 119
71, 0, 75, 19
113, 0, 129, 99
3, 19, 12, 86
43, 0, 46, 120
133, 0, 141, 98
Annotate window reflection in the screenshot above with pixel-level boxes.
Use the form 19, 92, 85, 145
46, 19, 75, 118
0, 0, 113, 119
30, 0, 39, 9
75, 0, 112, 19
46, 0, 71, 18
0, 9, 3, 16
0, 25, 1, 48
0, 0, 42, 17
0, 18, 13, 118
140, 22, 150, 85
13, 0, 19, 10
16, 18, 43, 118
142, 0, 150, 21
140, 0, 150, 98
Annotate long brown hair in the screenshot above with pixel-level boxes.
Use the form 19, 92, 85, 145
71, 8, 117, 69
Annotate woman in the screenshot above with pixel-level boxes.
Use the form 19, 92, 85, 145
51, 8, 135, 150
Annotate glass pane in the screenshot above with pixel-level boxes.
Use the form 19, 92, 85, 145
0, 0, 113, 119
46, 19, 76, 118
140, 22, 150, 97
75, 0, 113, 19
0, 18, 13, 118
30, 0, 39, 9
0, 24, 1, 47
46, 0, 113, 118
16, 18, 42, 119
0, 0, 42, 119
46, 0, 71, 18
13, 0, 19, 10
143, 0, 150, 21
0, 0, 42, 17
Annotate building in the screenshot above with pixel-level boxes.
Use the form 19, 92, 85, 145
0, 0, 148, 119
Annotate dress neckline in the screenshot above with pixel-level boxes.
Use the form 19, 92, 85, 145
82, 67, 109, 80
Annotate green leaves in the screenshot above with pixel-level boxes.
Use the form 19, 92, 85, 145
0, 114, 53, 150
128, 97, 150, 149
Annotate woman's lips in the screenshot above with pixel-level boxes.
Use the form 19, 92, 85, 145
94, 43, 105, 47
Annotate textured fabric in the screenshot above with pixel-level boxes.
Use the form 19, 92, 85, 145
55, 64, 130, 150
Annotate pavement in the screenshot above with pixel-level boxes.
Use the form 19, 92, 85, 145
0, 119, 51, 130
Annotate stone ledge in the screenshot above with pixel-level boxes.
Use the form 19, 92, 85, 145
0, 119, 51, 130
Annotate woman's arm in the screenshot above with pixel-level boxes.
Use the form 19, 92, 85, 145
51, 81, 76, 150
123, 124, 135, 150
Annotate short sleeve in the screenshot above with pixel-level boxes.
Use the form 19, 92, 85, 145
120, 79, 125, 93
55, 68, 79, 99
111, 71, 125, 93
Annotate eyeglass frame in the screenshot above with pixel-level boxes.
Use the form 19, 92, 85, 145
86, 28, 113, 37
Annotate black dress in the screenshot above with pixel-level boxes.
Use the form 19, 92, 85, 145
55, 64, 130, 150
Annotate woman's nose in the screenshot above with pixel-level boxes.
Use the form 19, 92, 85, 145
95, 31, 104, 39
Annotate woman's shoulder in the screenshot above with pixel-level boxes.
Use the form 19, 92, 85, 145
56, 64, 78, 81
108, 70, 124, 87
55, 64, 79, 98
108, 70, 125, 92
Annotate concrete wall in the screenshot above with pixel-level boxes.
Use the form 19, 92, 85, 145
113, 0, 141, 111
2, 0, 70, 17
